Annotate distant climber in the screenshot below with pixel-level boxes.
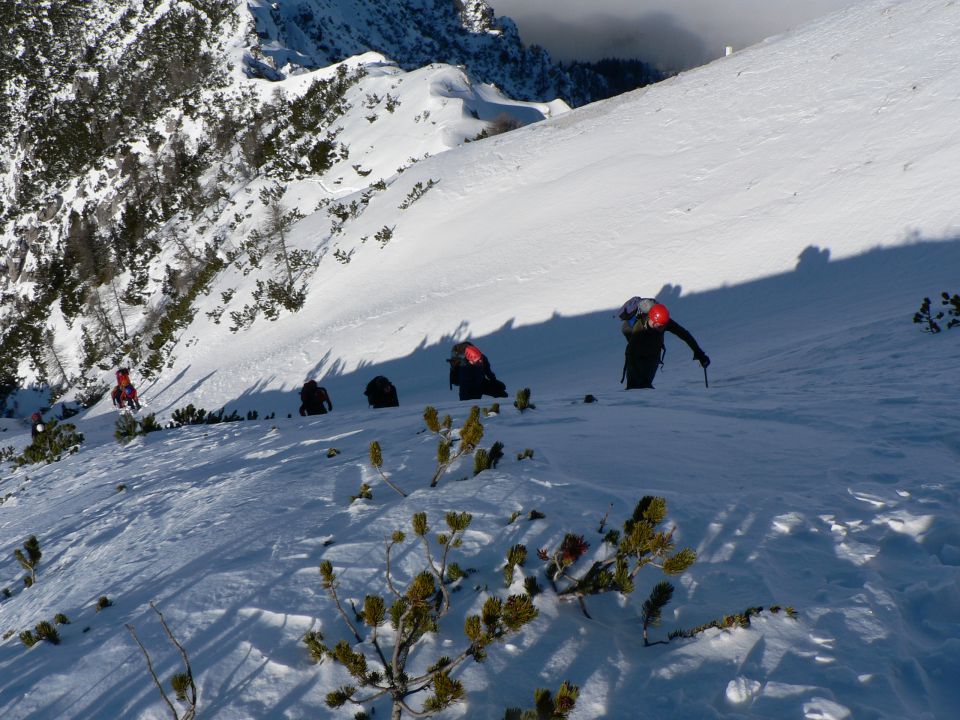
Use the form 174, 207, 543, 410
30, 412, 44, 439
448, 342, 508, 401
111, 368, 142, 410
300, 380, 333, 416
618, 297, 709, 389
364, 376, 400, 408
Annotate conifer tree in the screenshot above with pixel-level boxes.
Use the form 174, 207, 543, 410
316, 511, 538, 720
15, 535, 42, 587
538, 497, 695, 619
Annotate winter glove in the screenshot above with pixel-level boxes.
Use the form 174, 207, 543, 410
694, 351, 711, 368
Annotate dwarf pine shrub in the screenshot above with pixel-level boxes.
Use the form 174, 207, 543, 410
503, 544, 527, 586
34, 620, 60, 644
668, 605, 796, 642
431, 407, 483, 487
513, 388, 534, 412
96, 596, 113, 612
914, 291, 960, 332
369, 441, 407, 497
504, 681, 579, 720
538, 496, 695, 619
54, 613, 70, 625
350, 483, 373, 503
126, 602, 197, 720
15, 535, 42, 587
315, 511, 538, 719
15, 420, 84, 466
20, 630, 38, 647
517, 448, 534, 461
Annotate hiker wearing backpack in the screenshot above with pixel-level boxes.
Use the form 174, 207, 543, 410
448, 342, 508, 401
299, 379, 333, 416
30, 412, 44, 439
618, 297, 710, 389
111, 367, 142, 411
364, 376, 399, 408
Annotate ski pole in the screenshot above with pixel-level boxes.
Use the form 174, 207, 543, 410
703, 366, 709, 389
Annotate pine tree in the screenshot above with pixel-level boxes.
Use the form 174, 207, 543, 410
15, 535, 42, 587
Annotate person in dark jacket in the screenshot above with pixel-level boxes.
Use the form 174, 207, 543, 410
299, 379, 333, 416
30, 412, 44, 440
364, 376, 399, 408
621, 299, 709, 389
448, 342, 508, 401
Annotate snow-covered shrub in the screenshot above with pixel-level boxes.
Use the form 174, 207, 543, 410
513, 388, 534, 412
538, 496, 696, 620
914, 291, 960, 332
315, 511, 538, 718
504, 681, 580, 720
14, 419, 84, 467
15, 535, 42, 587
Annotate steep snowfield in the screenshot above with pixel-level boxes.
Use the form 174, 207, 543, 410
1, 1, 959, 719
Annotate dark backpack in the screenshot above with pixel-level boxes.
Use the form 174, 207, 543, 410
617, 297, 658, 322
364, 376, 399, 408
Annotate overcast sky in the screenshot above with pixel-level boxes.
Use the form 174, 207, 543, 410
487, 0, 863, 70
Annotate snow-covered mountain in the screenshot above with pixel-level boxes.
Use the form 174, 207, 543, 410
1, 0, 959, 718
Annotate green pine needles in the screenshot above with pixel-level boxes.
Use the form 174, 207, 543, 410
315, 511, 539, 719
368, 441, 407, 497
539, 496, 696, 619
914, 291, 960, 332
429, 406, 484, 487
513, 388, 535, 412
15, 535, 42, 587
504, 681, 580, 720
14, 419, 84, 466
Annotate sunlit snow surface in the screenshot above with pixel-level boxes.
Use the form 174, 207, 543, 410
2, 0, 959, 718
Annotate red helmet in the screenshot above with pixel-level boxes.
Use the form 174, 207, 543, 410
648, 304, 670, 328
464, 344, 483, 364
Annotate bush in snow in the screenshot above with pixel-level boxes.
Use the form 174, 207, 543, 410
537, 496, 696, 622
14, 535, 42, 587
115, 413, 162, 444
398, 180, 438, 210
668, 604, 797, 642
914, 291, 960, 333
313, 511, 538, 719
15, 419, 84, 467
503, 681, 580, 720
474, 440, 504, 476
126, 602, 198, 720
368, 441, 408, 497
513, 388, 535, 413
96, 596, 113, 612
350, 482, 373, 503
429, 406, 484, 487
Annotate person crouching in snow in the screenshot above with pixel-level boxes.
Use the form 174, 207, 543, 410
448, 342, 508, 401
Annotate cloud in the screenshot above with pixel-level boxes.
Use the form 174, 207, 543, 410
488, 0, 861, 70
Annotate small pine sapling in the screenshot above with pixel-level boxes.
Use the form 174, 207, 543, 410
517, 448, 534, 461
34, 620, 60, 645
351, 483, 373, 503
513, 388, 535, 412
503, 681, 580, 720
914, 292, 960, 333
317, 512, 538, 719
668, 605, 798, 641
431, 407, 483, 487
126, 602, 198, 720
538, 496, 696, 619
640, 581, 674, 645
503, 545, 527, 586
15, 535, 42, 587
96, 596, 113, 612
114, 414, 141, 444
472, 440, 504, 476
369, 441, 407, 497
20, 630, 37, 647
483, 403, 500, 416
54, 613, 70, 625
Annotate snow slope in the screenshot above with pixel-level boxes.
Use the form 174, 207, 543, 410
1, 0, 959, 718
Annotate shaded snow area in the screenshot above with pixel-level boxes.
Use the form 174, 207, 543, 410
2, 0, 959, 718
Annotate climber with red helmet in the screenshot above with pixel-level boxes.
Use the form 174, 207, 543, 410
617, 297, 710, 389
448, 341, 508, 401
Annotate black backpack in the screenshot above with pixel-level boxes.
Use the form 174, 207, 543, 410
364, 376, 398, 408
